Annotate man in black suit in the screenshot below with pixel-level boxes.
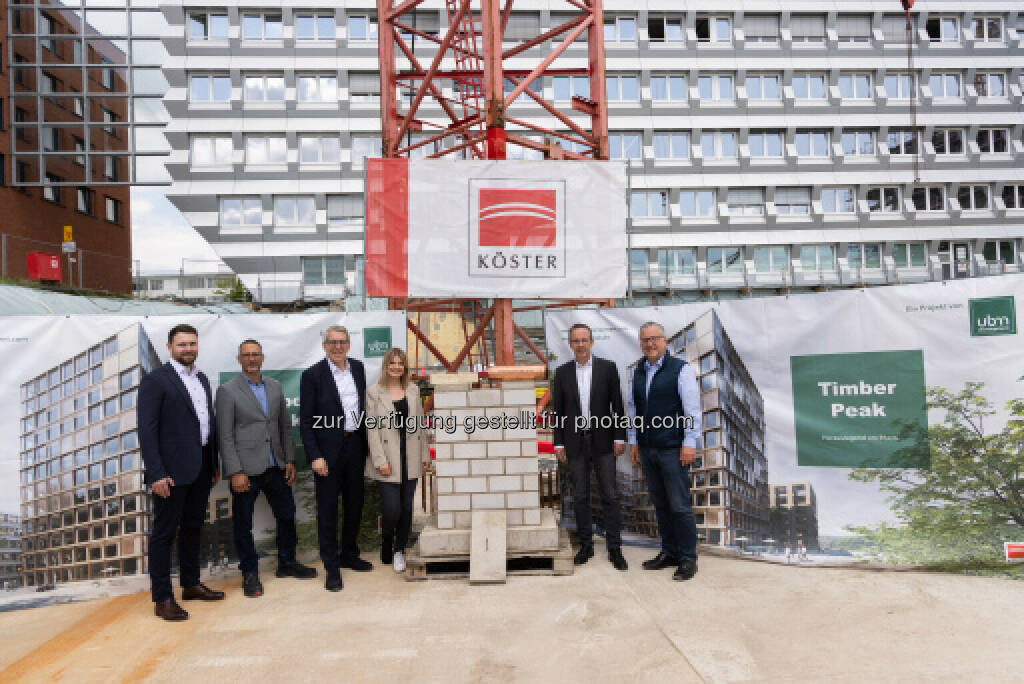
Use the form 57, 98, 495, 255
139, 323, 225, 621
300, 324, 371, 591
551, 323, 629, 570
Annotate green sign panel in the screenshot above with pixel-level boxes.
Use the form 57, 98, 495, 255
218, 369, 309, 469
790, 351, 928, 468
363, 326, 392, 357
969, 296, 1017, 337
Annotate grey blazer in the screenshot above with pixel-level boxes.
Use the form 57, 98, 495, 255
215, 374, 295, 477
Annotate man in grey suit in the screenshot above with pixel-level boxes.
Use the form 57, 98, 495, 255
216, 339, 316, 597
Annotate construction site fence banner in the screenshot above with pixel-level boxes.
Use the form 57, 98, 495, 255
365, 158, 628, 299
544, 277, 1024, 564
1, 311, 407, 548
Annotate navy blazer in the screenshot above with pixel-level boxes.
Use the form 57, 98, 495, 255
138, 362, 218, 486
299, 357, 367, 466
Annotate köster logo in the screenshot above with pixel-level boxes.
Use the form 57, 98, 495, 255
969, 296, 1017, 337
478, 189, 556, 247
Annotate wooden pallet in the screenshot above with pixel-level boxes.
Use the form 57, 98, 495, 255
404, 529, 574, 581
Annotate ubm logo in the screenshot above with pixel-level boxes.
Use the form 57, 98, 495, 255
969, 296, 1017, 337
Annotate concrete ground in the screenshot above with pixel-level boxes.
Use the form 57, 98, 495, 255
1, 542, 1022, 684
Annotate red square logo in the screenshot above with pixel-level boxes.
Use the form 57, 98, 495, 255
1007, 543, 1024, 560
478, 189, 556, 247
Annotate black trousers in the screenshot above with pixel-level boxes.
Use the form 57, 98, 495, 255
378, 478, 418, 553
149, 466, 211, 602
568, 433, 622, 550
314, 437, 366, 572
231, 466, 298, 575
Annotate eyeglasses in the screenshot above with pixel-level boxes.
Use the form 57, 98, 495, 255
239, 353, 263, 359
640, 335, 665, 345
324, 339, 350, 347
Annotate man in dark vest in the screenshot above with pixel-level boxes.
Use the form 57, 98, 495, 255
627, 321, 703, 581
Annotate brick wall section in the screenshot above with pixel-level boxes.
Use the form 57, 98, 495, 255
433, 381, 541, 530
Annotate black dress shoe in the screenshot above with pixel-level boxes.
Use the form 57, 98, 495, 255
340, 556, 373, 572
573, 545, 594, 565
608, 548, 629, 571
181, 582, 226, 601
642, 551, 681, 570
276, 561, 317, 579
243, 573, 263, 598
673, 560, 698, 581
325, 570, 343, 592
154, 597, 189, 621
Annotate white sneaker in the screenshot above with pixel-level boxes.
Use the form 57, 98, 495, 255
393, 551, 406, 573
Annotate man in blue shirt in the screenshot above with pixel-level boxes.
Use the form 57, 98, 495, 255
627, 322, 703, 581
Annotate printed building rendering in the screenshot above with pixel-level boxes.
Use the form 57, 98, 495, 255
770, 481, 820, 551
0, 513, 22, 588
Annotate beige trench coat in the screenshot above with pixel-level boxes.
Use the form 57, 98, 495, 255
364, 381, 431, 482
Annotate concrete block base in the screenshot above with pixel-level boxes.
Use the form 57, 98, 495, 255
417, 508, 559, 557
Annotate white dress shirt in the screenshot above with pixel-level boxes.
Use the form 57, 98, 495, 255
575, 357, 593, 421
329, 357, 360, 432
169, 358, 211, 446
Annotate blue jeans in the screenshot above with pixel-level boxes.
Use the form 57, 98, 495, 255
639, 447, 697, 562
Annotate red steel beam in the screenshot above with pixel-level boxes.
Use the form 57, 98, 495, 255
513, 323, 547, 365
406, 317, 454, 371
450, 305, 496, 370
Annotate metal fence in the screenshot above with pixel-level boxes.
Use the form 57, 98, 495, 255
1, 232, 132, 292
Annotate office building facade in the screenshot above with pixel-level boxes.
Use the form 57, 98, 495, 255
0, 513, 22, 588
769, 481, 819, 551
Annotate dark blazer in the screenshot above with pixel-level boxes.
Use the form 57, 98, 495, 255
138, 362, 218, 486
299, 357, 367, 466
551, 355, 626, 456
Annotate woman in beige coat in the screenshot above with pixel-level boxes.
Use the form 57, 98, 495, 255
365, 347, 431, 572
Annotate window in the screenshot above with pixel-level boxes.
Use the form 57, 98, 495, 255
887, 129, 917, 156
650, 74, 686, 102
974, 73, 1006, 98
42, 127, 59, 152
838, 73, 871, 100
43, 175, 60, 203
791, 15, 825, 44
698, 74, 733, 102
893, 243, 926, 268
105, 197, 120, 224
351, 136, 382, 168
744, 15, 779, 44
749, 131, 783, 158
957, 185, 990, 211
793, 73, 826, 100
188, 12, 229, 41
795, 130, 829, 158
648, 16, 683, 43
76, 188, 93, 215
504, 13, 539, 42
244, 74, 285, 102
911, 186, 945, 211
347, 14, 377, 42
302, 256, 346, 286
801, 245, 834, 271
604, 15, 636, 43
867, 187, 900, 213
296, 11, 335, 41
746, 73, 780, 101
1002, 185, 1024, 209
190, 74, 231, 103
977, 129, 1008, 154
605, 75, 638, 102
629, 250, 649, 279
339, 72, 379, 104
679, 190, 715, 217
847, 244, 881, 269
190, 136, 232, 166
925, 16, 959, 43
608, 133, 641, 160
299, 136, 340, 163
884, 73, 915, 100
929, 73, 961, 99
298, 74, 338, 103
652, 132, 688, 160
841, 130, 875, 157
707, 247, 743, 274
881, 15, 909, 44
241, 12, 283, 41
327, 195, 363, 228
102, 108, 117, 135
696, 16, 731, 44
775, 187, 811, 215
932, 128, 963, 156
630, 191, 668, 218
753, 246, 788, 273
822, 188, 856, 214
274, 197, 316, 228
701, 131, 736, 159
983, 241, 1015, 265
39, 14, 56, 52
553, 76, 589, 101
505, 136, 543, 160
219, 198, 262, 228
837, 15, 871, 44
245, 136, 286, 165
971, 16, 1003, 42
658, 248, 695, 275
727, 188, 764, 216
104, 156, 117, 181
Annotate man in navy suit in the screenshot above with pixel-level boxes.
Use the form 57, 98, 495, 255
300, 324, 371, 591
139, 323, 224, 621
